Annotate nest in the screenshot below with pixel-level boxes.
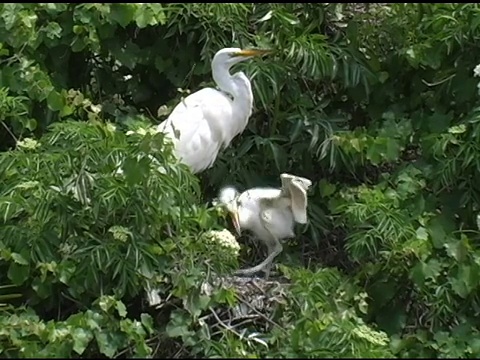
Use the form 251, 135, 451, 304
147, 274, 291, 339
210, 275, 289, 321
203, 274, 292, 346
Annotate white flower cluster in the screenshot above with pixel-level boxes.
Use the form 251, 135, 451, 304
474, 64, 480, 94
16, 138, 40, 150
105, 123, 116, 133
474, 64, 480, 78
108, 225, 132, 242
205, 229, 241, 256
126, 126, 158, 137
352, 324, 389, 346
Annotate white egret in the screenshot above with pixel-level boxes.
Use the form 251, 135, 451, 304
218, 173, 312, 278
156, 47, 271, 174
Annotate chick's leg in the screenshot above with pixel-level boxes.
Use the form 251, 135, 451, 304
235, 236, 282, 278
261, 241, 278, 280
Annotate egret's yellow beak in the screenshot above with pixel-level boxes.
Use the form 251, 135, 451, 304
233, 49, 273, 57
229, 209, 242, 236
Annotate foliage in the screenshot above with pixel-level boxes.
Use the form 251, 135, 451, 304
0, 296, 154, 358
326, 3, 480, 358
2, 2, 480, 358
203, 268, 392, 358
0, 120, 236, 357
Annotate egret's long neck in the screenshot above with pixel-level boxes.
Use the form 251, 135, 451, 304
212, 62, 253, 144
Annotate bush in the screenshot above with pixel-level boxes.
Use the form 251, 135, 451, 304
0, 119, 231, 356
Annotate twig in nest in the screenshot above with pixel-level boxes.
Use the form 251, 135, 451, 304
230, 316, 261, 329
249, 278, 268, 295
172, 344, 188, 359
235, 294, 286, 333
209, 306, 245, 339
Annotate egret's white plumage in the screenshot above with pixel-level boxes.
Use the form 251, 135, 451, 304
157, 47, 271, 173
218, 173, 313, 278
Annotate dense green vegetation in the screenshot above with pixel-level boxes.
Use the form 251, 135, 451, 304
1, 3, 480, 358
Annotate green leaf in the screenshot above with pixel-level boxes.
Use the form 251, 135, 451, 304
59, 105, 74, 117
134, 341, 152, 358
350, 138, 362, 152
43, 21, 62, 39
366, 141, 382, 165
427, 112, 452, 133
427, 216, 448, 249
385, 140, 400, 161
123, 156, 149, 185
374, 303, 406, 336
58, 261, 76, 285
471, 338, 480, 354
423, 259, 443, 280
1, 4, 17, 31
198, 294, 210, 310
71, 36, 87, 52
115, 300, 127, 318
135, 7, 155, 29
7, 262, 30, 285
450, 277, 468, 298
110, 4, 136, 27
73, 25, 85, 35
95, 332, 119, 358
0, 201, 22, 223
389, 334, 405, 354
110, 40, 140, 70
411, 259, 443, 287
72, 328, 93, 355
444, 236, 469, 262
24, 118, 37, 131
378, 71, 389, 83
457, 263, 480, 293
318, 179, 336, 198
257, 10, 273, 23
140, 313, 154, 334
11, 252, 28, 265
31, 277, 52, 299
47, 90, 65, 111
213, 287, 237, 306
166, 310, 194, 338
416, 227, 428, 241
410, 262, 426, 287
269, 142, 287, 171
166, 323, 191, 338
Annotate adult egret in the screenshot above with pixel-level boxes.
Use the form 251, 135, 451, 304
218, 173, 312, 278
156, 47, 271, 174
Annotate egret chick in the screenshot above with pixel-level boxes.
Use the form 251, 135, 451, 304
218, 173, 312, 278
157, 47, 271, 174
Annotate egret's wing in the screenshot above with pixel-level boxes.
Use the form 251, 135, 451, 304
279, 173, 312, 224
287, 181, 309, 224
280, 173, 312, 195
157, 88, 233, 173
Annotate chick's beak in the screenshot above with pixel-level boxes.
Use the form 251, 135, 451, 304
229, 210, 241, 236
234, 48, 273, 58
